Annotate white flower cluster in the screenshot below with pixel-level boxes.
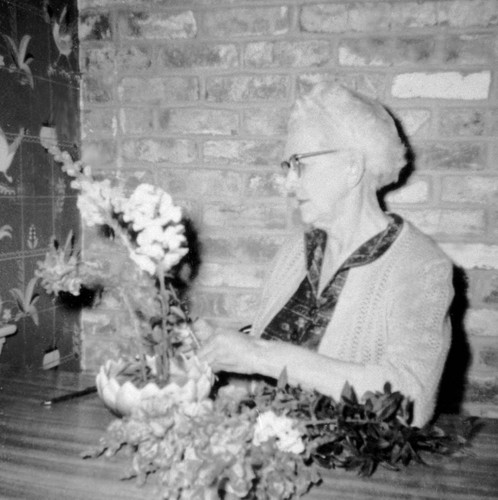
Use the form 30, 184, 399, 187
115, 184, 188, 275
253, 410, 305, 454
76, 177, 114, 228
50, 149, 116, 228
48, 145, 188, 278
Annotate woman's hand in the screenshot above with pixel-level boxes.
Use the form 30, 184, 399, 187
197, 329, 259, 375
191, 318, 215, 343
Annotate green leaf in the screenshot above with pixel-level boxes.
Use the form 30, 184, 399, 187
276, 368, 288, 390
360, 458, 376, 477
376, 394, 402, 421
169, 305, 186, 320
340, 382, 358, 404
362, 390, 376, 403
429, 426, 446, 438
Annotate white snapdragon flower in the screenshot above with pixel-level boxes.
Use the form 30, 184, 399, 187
161, 225, 185, 251
253, 410, 305, 454
161, 248, 188, 270
88, 182, 189, 276
130, 243, 187, 275
137, 223, 186, 252
158, 193, 182, 225
129, 251, 157, 276
119, 184, 184, 232
131, 205, 187, 275
138, 241, 165, 262
120, 184, 161, 231
136, 221, 166, 248
77, 196, 104, 226
76, 178, 113, 227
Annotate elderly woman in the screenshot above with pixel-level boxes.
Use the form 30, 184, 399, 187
198, 83, 453, 427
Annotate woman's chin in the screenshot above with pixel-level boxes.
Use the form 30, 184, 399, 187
299, 205, 326, 227
299, 213, 317, 227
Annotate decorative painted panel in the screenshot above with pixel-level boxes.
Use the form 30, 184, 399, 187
0, 0, 80, 371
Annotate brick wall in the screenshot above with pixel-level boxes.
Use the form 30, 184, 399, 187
78, 0, 498, 417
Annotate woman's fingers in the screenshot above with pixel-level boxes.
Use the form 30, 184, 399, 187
192, 318, 214, 343
197, 333, 228, 371
197, 330, 256, 374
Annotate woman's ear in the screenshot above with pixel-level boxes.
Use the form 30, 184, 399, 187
347, 150, 365, 189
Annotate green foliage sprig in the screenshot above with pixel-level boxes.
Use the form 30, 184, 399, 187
82, 374, 475, 499
248, 374, 476, 477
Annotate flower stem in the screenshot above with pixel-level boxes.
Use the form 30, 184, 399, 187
121, 291, 147, 383
167, 282, 201, 351
157, 263, 171, 384
304, 419, 338, 427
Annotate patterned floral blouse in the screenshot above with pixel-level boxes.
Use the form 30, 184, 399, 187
261, 214, 403, 351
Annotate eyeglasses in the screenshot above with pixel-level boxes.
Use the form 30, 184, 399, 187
280, 149, 341, 177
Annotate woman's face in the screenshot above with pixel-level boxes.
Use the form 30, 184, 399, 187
284, 111, 352, 227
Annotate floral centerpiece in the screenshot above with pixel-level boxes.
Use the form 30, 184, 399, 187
37, 145, 207, 416
83, 373, 473, 499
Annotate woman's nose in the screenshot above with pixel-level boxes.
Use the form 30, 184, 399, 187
284, 169, 299, 194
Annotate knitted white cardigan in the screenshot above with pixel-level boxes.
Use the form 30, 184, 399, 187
251, 220, 453, 427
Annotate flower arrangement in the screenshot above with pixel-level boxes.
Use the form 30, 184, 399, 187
83, 372, 472, 500
36, 145, 199, 390
37, 146, 473, 499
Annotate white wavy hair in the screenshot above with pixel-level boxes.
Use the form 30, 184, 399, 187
292, 83, 407, 189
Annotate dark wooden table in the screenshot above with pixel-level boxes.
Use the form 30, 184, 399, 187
1, 369, 498, 499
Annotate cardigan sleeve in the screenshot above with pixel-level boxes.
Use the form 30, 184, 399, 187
309, 255, 453, 427
304, 255, 453, 427
379, 256, 453, 425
